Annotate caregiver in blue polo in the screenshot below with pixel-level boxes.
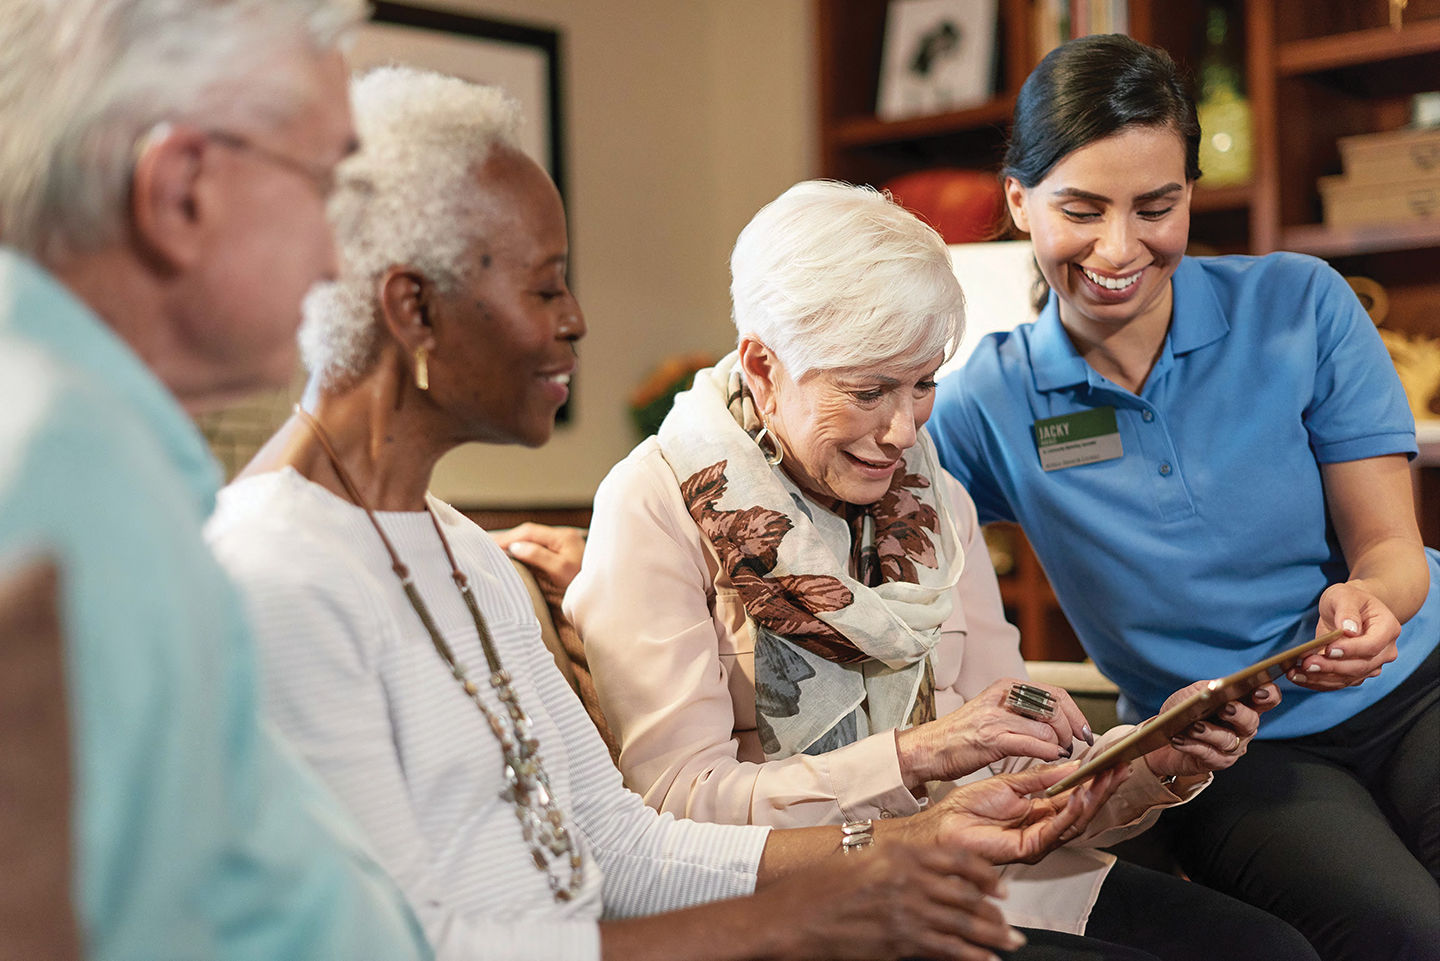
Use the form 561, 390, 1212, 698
927, 33, 1439, 961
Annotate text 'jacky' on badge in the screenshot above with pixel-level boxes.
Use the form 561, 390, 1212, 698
1033, 408, 1123, 471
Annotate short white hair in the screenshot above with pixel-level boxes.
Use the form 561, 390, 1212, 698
300, 66, 522, 390
730, 180, 964, 379
0, 0, 363, 264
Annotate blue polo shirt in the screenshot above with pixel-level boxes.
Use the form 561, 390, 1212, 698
929, 252, 1439, 738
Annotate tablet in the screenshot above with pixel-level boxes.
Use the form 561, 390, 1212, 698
1042, 627, 1346, 797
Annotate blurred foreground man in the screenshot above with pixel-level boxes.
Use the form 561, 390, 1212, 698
0, 2, 431, 958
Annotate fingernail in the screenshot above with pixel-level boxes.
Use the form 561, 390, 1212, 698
1059, 746, 1072, 758
1253, 688, 1270, 701
1007, 928, 1028, 949
1329, 648, 1344, 658
1192, 723, 1205, 735
1289, 671, 1304, 683
1082, 724, 1094, 745
995, 880, 1010, 899
1307, 664, 1321, 673
1222, 704, 1236, 717
1342, 619, 1359, 634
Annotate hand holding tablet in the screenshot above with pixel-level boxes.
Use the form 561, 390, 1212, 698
1042, 628, 1346, 797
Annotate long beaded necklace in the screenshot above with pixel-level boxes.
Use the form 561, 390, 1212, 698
295, 406, 584, 901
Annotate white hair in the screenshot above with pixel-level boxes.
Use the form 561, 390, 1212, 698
729, 180, 964, 379
0, 0, 363, 264
299, 66, 522, 390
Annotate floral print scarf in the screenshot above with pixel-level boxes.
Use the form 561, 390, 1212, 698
656, 351, 965, 760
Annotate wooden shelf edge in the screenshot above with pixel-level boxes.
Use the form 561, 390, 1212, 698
1191, 182, 1254, 213
1277, 20, 1440, 76
1281, 220, 1440, 257
826, 95, 1018, 149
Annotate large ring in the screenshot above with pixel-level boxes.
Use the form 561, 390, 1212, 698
1005, 682, 1057, 722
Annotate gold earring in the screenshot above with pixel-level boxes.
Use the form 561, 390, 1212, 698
415, 346, 429, 391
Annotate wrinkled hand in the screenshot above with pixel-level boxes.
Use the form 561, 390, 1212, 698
761, 842, 1024, 961
895, 678, 1094, 787
1289, 582, 1400, 690
491, 523, 585, 601
1143, 681, 1280, 779
896, 763, 1129, 865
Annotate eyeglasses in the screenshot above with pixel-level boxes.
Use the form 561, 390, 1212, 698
203, 128, 336, 199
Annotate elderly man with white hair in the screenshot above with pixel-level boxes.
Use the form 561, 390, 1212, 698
0, 2, 429, 958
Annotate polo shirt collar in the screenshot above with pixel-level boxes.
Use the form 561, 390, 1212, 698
1028, 257, 1231, 394
0, 248, 223, 516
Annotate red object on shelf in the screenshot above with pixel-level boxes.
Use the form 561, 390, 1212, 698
882, 168, 1006, 244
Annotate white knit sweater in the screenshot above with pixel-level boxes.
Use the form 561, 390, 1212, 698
207, 469, 769, 961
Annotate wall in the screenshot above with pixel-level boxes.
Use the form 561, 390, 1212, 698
420, 0, 817, 506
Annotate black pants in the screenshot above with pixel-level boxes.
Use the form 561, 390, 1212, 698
1154, 642, 1440, 961
1005, 859, 1318, 961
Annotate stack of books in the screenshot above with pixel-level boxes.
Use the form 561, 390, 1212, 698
1318, 127, 1440, 229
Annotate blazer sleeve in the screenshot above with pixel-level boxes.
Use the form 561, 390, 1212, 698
566, 441, 922, 827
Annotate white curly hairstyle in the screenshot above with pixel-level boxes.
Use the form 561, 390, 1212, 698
299, 66, 522, 389
0, 0, 363, 264
729, 180, 964, 379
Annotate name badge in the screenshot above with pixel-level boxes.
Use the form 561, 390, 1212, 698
1033, 408, 1123, 471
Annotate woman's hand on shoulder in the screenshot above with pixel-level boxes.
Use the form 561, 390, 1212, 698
895, 677, 1093, 787
892, 762, 1129, 865
491, 523, 585, 601
1142, 681, 1280, 779
1288, 582, 1400, 690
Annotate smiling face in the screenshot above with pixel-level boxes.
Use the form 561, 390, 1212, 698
755, 344, 944, 506
1006, 124, 1193, 342
423, 146, 583, 448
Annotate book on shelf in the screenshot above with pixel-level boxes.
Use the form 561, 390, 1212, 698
1032, 0, 1129, 61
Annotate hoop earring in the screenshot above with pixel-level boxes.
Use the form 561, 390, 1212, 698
755, 426, 783, 467
414, 346, 429, 391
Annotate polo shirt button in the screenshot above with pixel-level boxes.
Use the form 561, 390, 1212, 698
1142, 410, 1154, 422
1159, 462, 1172, 476
879, 810, 894, 818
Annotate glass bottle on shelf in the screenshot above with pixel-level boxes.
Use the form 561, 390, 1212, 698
1195, 4, 1253, 186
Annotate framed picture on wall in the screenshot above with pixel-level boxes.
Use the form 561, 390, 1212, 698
352, 2, 566, 198
876, 0, 997, 121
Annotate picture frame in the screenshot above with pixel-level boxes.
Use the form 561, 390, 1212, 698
876, 0, 997, 122
351, 2, 567, 200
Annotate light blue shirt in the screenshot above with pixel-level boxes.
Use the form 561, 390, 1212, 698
929, 252, 1439, 738
0, 249, 432, 961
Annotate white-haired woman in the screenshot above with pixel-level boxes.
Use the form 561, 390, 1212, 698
567, 180, 1319, 960
206, 66, 1137, 961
